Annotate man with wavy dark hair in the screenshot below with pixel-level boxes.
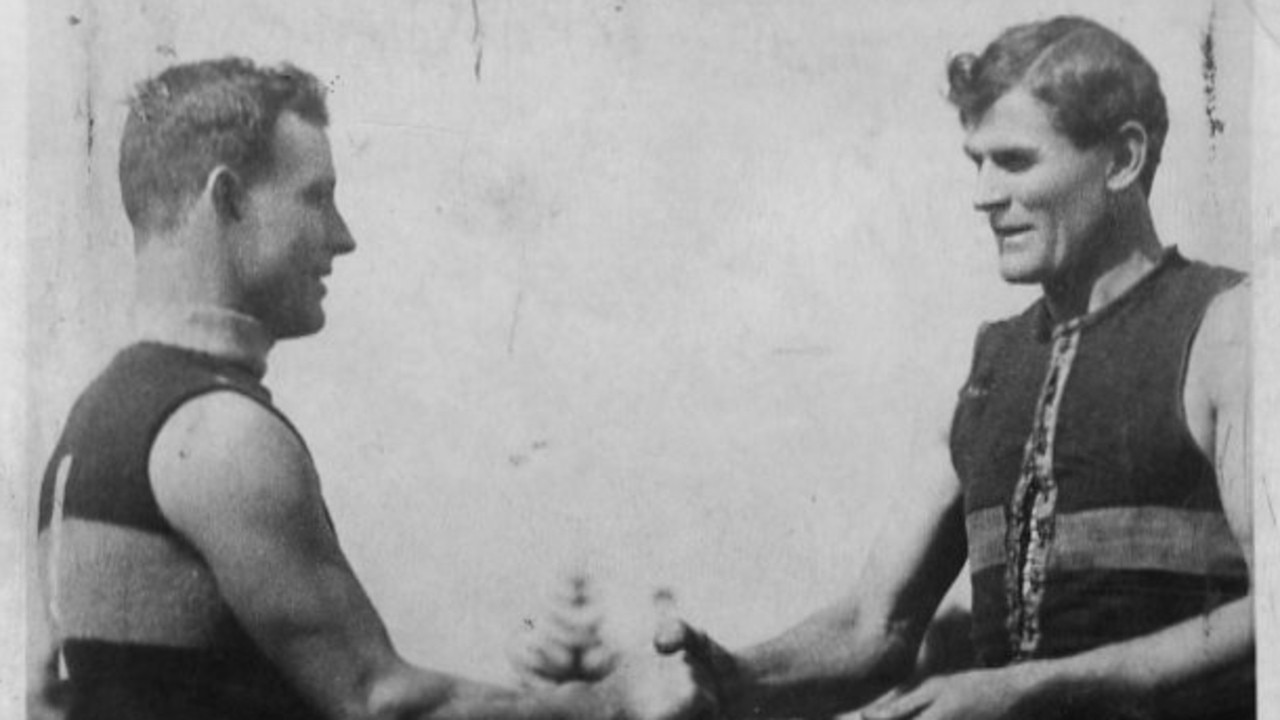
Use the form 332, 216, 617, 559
946, 16, 1169, 197
658, 16, 1254, 720
35, 57, 709, 720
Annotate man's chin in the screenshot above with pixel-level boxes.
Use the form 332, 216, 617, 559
272, 312, 326, 340
995, 252, 1048, 285
294, 317, 326, 338
997, 264, 1043, 285
993, 267, 1044, 286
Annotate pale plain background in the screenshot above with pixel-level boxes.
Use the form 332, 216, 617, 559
4, 0, 1279, 714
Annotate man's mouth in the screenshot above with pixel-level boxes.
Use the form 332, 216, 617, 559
993, 224, 1034, 239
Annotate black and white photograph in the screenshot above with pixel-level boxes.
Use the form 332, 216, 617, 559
2, 1, 1278, 718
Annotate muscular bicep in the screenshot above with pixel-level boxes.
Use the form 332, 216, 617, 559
856, 428, 968, 641
865, 443, 962, 627
1186, 284, 1252, 572
150, 391, 400, 716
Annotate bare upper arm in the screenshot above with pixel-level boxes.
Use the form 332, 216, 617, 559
1184, 283, 1252, 570
856, 418, 968, 641
149, 390, 404, 715
150, 391, 352, 620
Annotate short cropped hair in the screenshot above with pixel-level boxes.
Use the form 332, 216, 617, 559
947, 16, 1168, 195
119, 57, 329, 235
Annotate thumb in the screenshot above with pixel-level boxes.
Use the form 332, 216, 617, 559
653, 618, 694, 655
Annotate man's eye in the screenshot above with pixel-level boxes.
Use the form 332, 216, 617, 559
993, 153, 1033, 172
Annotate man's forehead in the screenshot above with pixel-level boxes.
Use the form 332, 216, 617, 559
963, 89, 1060, 152
268, 112, 334, 177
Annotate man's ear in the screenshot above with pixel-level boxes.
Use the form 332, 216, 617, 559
207, 166, 245, 223
1106, 121, 1149, 193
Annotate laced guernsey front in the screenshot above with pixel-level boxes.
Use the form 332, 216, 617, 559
1004, 320, 1081, 659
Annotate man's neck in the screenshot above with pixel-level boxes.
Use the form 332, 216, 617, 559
1042, 199, 1163, 323
134, 222, 246, 318
132, 223, 278, 376
134, 303, 275, 377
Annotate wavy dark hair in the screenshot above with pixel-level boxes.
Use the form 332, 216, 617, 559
947, 16, 1168, 196
119, 57, 329, 235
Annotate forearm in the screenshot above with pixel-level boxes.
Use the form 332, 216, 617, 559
1014, 595, 1254, 717
366, 664, 617, 720
722, 466, 966, 720
251, 587, 605, 720
725, 604, 921, 719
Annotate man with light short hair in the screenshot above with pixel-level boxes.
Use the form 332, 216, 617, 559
36, 58, 711, 720
659, 16, 1254, 720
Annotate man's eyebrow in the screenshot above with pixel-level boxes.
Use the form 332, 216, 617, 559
964, 141, 1039, 158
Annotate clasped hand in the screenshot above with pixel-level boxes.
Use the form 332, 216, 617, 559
597, 618, 732, 720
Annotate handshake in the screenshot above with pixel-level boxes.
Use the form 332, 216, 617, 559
505, 580, 744, 720
592, 616, 740, 720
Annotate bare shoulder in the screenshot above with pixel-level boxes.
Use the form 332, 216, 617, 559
1188, 281, 1250, 404
149, 390, 320, 534
1199, 281, 1250, 349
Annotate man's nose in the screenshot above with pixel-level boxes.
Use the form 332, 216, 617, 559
328, 210, 357, 256
972, 162, 1009, 212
